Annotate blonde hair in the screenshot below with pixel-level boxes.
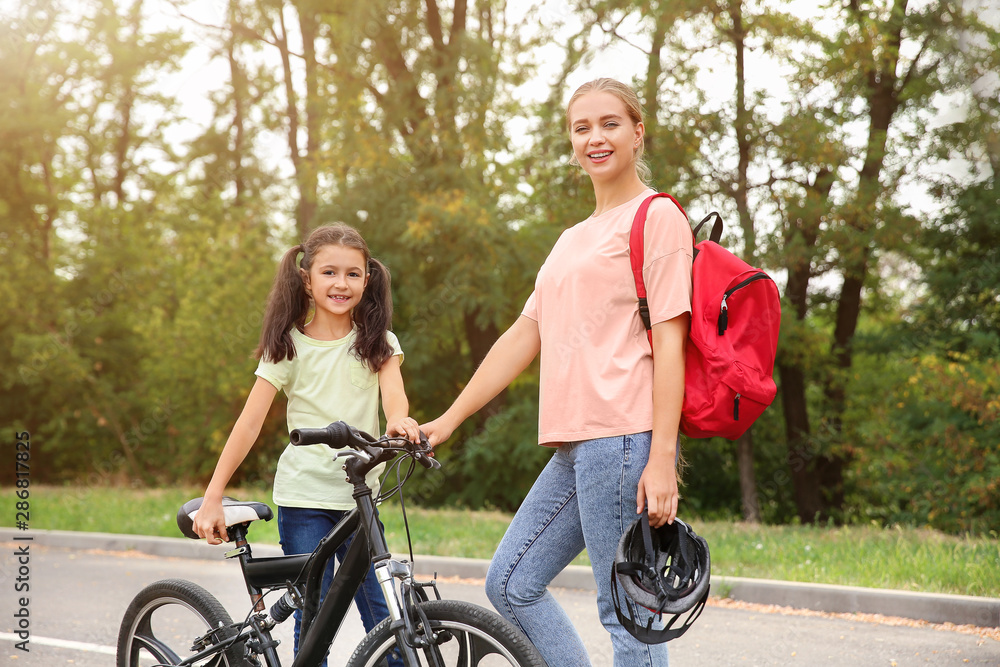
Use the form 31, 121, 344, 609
566, 78, 652, 185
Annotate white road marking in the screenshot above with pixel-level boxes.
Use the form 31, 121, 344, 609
0, 631, 117, 655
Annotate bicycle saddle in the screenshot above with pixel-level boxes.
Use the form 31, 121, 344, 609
176, 496, 274, 540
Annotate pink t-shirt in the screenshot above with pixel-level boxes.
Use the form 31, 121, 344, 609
522, 190, 692, 446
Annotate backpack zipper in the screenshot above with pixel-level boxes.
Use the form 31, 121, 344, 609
718, 272, 771, 335
734, 393, 741, 420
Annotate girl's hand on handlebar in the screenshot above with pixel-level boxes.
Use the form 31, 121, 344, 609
192, 499, 228, 545
386, 416, 421, 443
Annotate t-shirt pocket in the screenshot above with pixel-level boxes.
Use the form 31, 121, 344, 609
349, 359, 377, 390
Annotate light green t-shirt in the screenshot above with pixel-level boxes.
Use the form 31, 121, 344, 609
255, 327, 403, 510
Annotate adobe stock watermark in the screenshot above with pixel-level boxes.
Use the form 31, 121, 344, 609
8, 430, 33, 653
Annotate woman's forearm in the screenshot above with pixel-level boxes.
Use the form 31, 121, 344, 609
650, 314, 689, 460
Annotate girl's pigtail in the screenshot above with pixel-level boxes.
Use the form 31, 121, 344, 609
352, 257, 394, 372
255, 244, 309, 362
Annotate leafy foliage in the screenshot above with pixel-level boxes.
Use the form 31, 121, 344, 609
847, 354, 1000, 534
1, 0, 999, 538
908, 179, 1000, 358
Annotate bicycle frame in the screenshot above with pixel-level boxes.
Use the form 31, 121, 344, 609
219, 447, 423, 666
124, 426, 543, 667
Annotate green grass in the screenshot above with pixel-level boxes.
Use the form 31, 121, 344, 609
8, 486, 999, 598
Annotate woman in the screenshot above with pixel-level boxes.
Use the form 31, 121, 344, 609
421, 78, 692, 666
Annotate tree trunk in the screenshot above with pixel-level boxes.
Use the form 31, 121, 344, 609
815, 0, 904, 516
729, 0, 756, 262
728, 0, 761, 520
736, 429, 760, 522
297, 3, 320, 237
642, 17, 667, 156
111, 0, 144, 207
781, 169, 832, 521
226, 0, 248, 205
463, 308, 505, 418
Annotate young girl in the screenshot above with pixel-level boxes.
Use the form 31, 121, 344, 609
193, 223, 418, 666
421, 78, 692, 666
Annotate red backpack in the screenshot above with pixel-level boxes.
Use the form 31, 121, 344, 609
629, 193, 781, 440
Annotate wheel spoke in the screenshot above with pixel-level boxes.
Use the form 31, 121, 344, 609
466, 633, 508, 665
131, 631, 182, 664
444, 629, 512, 667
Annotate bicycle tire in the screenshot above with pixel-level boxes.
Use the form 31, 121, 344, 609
117, 578, 247, 667
347, 599, 547, 667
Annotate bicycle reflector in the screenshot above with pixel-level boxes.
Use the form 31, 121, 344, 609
610, 513, 710, 644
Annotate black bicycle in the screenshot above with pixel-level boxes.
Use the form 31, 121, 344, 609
116, 421, 546, 667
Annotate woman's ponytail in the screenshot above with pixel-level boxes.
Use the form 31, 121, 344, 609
255, 243, 309, 362
353, 257, 394, 372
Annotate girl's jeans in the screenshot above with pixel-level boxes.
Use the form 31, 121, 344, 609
277, 505, 394, 667
485, 433, 669, 667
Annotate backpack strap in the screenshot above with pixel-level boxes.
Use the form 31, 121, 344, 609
628, 193, 688, 348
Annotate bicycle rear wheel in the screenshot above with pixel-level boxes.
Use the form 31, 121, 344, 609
347, 599, 547, 667
117, 578, 246, 667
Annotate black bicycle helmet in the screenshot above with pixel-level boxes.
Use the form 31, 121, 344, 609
611, 512, 711, 644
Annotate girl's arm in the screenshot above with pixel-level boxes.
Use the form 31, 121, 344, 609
636, 313, 688, 528
421, 315, 541, 446
192, 376, 278, 544
379, 355, 420, 442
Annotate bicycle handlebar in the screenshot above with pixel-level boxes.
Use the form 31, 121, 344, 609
412, 435, 439, 469
289, 421, 440, 470
289, 421, 354, 448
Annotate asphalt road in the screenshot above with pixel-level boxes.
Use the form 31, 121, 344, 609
1, 542, 998, 666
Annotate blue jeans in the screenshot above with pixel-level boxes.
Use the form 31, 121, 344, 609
485, 433, 669, 667
277, 506, 395, 667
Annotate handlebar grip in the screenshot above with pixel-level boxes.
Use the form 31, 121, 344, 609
413, 432, 440, 469
289, 421, 352, 448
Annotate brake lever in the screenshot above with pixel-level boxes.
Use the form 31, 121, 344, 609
410, 432, 441, 470
335, 449, 373, 464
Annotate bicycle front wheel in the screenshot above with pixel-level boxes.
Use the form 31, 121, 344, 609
347, 599, 547, 667
117, 578, 246, 667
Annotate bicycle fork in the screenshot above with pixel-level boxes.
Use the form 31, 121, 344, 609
347, 451, 445, 666
375, 558, 449, 667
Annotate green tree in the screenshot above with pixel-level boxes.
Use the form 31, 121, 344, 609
0, 0, 191, 483
304, 0, 547, 505
910, 179, 1000, 357
773, 0, 999, 521
136, 0, 286, 483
